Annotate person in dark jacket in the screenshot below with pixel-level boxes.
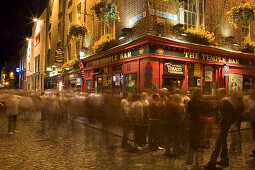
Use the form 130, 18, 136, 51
163, 94, 181, 156
205, 88, 237, 169
148, 93, 160, 149
186, 89, 204, 166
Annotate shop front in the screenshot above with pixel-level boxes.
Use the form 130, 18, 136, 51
62, 70, 81, 92
81, 36, 255, 95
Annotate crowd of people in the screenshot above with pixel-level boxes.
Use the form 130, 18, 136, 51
0, 88, 255, 169
120, 88, 255, 169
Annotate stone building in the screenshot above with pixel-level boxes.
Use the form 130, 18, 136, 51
41, 0, 255, 94
26, 9, 46, 91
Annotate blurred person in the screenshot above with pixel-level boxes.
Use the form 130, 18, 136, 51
140, 92, 149, 146
158, 89, 168, 148
205, 88, 237, 169
229, 92, 245, 154
249, 91, 255, 156
121, 92, 132, 147
6, 94, 19, 134
163, 94, 182, 156
148, 93, 160, 149
130, 94, 144, 150
186, 89, 204, 166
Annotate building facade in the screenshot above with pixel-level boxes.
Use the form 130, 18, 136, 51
18, 43, 27, 89
26, 10, 46, 91
80, 0, 255, 95
32, 0, 255, 94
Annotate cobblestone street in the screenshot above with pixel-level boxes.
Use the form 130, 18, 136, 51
0, 112, 255, 170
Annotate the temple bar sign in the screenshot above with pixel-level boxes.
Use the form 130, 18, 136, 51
184, 51, 240, 64
87, 51, 132, 67
164, 61, 184, 76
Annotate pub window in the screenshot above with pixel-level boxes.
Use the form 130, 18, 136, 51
184, 0, 205, 29
77, 3, 81, 24
187, 63, 201, 94
113, 73, 123, 89
202, 65, 215, 95
243, 75, 254, 94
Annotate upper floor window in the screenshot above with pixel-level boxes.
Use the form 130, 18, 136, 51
68, 44, 72, 60
68, 0, 73, 8
77, 3, 81, 24
35, 34, 40, 46
184, 0, 205, 29
99, 21, 115, 39
35, 55, 40, 73
48, 32, 51, 49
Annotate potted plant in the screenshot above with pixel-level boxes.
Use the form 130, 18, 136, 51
91, 0, 119, 22
62, 57, 80, 72
226, 2, 255, 28
184, 24, 215, 45
241, 35, 255, 53
93, 34, 117, 53
69, 24, 87, 40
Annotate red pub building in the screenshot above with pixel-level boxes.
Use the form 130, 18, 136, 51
81, 35, 255, 95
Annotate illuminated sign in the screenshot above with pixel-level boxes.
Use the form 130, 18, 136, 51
164, 61, 184, 76
76, 78, 81, 86
87, 51, 132, 67
129, 12, 146, 25
16, 67, 21, 73
149, 9, 177, 21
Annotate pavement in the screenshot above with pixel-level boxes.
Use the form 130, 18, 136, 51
0, 111, 255, 170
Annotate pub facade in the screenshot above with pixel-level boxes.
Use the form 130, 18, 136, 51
81, 35, 255, 95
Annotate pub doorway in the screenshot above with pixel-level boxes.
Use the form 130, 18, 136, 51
162, 76, 183, 92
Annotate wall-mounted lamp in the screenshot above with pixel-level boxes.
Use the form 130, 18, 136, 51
118, 28, 133, 40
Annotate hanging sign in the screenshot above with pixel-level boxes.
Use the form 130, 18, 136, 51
205, 66, 213, 82
224, 65, 229, 76
194, 64, 201, 77
55, 48, 64, 64
164, 61, 184, 76
76, 78, 81, 86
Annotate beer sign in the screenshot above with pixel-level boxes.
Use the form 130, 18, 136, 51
164, 61, 184, 76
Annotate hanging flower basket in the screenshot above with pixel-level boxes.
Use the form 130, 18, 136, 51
69, 24, 87, 38
226, 2, 255, 28
91, 1, 118, 21
93, 34, 117, 53
240, 35, 255, 53
184, 25, 215, 45
62, 57, 80, 72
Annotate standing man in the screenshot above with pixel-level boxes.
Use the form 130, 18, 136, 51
6, 94, 19, 134
205, 88, 237, 169
121, 92, 132, 147
148, 93, 160, 149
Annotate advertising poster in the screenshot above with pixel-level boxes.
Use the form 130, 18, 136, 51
124, 73, 137, 94
205, 66, 213, 82
229, 74, 243, 94
194, 64, 201, 77
163, 61, 184, 76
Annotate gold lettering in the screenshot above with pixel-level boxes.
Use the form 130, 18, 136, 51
236, 59, 239, 64
119, 53, 123, 59
189, 52, 195, 58
184, 51, 189, 58
228, 58, 232, 63
202, 54, 206, 60
195, 53, 199, 59
211, 55, 216, 62
127, 52, 132, 58
222, 57, 226, 63
206, 54, 210, 61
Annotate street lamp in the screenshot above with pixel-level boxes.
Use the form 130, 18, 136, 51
33, 18, 39, 22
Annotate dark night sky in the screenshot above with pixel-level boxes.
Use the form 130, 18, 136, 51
0, 0, 48, 70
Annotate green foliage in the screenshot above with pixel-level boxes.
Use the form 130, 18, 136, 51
93, 34, 117, 53
69, 24, 87, 38
91, 1, 119, 21
241, 35, 255, 53
184, 24, 215, 45
226, 2, 255, 28
62, 57, 80, 71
